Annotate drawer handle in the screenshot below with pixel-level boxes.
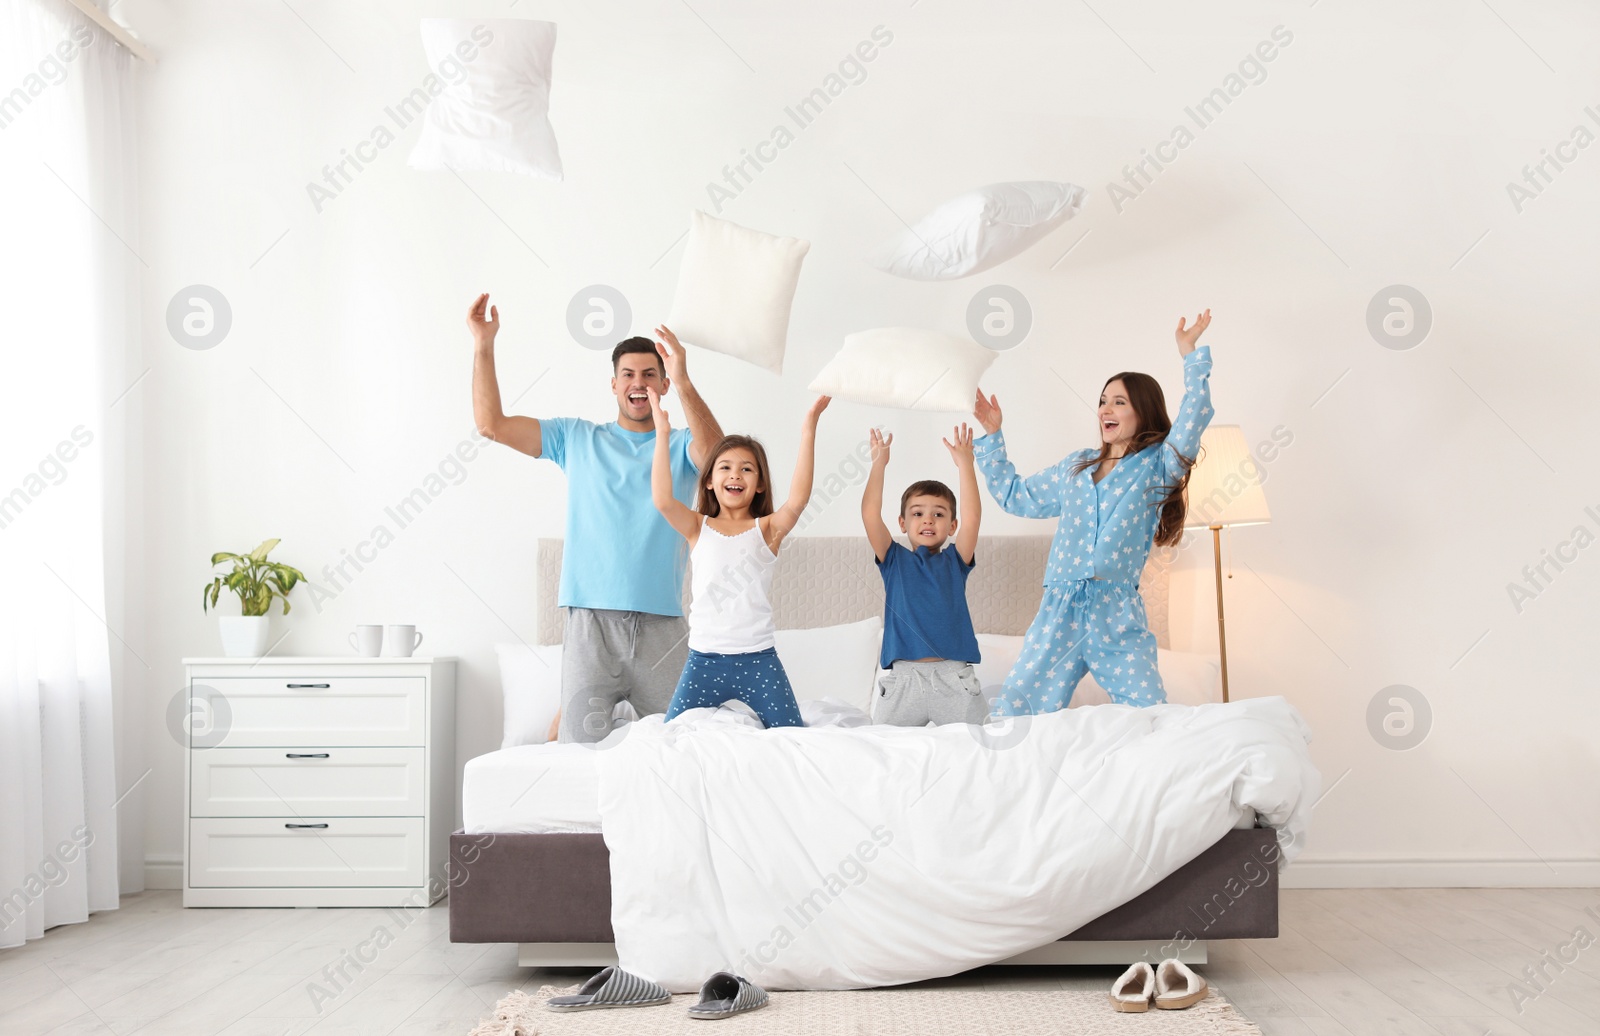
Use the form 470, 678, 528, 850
286, 683, 330, 689
285, 753, 330, 759
285, 823, 329, 829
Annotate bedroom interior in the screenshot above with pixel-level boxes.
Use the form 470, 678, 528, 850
2, 1, 1596, 1034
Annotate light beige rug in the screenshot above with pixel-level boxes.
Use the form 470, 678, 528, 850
469, 984, 1262, 1035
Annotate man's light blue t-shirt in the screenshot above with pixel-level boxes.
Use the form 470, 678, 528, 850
539, 417, 700, 617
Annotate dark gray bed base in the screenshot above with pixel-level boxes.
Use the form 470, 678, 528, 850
448, 827, 1280, 957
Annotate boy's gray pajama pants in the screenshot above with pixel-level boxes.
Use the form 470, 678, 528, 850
872, 659, 987, 727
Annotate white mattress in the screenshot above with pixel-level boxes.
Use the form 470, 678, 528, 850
461, 733, 1259, 836
462, 743, 603, 834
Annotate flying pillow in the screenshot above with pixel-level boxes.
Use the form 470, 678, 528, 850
408, 19, 563, 180
667, 211, 810, 374
870, 181, 1085, 280
808, 327, 996, 413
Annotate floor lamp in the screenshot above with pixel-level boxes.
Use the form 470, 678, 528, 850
1182, 425, 1272, 703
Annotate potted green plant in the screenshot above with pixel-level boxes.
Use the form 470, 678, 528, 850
202, 539, 306, 657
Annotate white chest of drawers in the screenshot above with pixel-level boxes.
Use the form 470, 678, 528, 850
181, 657, 455, 907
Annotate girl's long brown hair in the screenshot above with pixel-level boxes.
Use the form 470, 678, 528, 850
1070, 372, 1195, 547
698, 435, 775, 518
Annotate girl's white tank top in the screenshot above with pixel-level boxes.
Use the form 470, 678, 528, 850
688, 522, 778, 654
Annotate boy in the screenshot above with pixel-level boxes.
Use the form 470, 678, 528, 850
860, 423, 985, 726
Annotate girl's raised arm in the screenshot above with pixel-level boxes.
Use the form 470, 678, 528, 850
648, 388, 702, 542
765, 395, 831, 550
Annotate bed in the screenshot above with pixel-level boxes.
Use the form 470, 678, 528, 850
448, 536, 1290, 974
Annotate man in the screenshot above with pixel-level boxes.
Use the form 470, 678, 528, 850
467, 293, 724, 741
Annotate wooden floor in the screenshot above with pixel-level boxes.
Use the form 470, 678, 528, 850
0, 888, 1594, 1035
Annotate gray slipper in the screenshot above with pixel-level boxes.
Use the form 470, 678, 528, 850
687, 972, 769, 1020
545, 967, 671, 1012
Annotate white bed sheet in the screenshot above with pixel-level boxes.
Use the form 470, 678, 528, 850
462, 742, 602, 834
464, 698, 872, 834
462, 712, 1260, 836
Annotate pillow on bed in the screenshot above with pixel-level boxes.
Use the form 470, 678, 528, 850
869, 181, 1085, 280
667, 211, 810, 374
497, 642, 562, 748
808, 327, 996, 413
1159, 650, 1223, 705
972, 633, 1025, 712
408, 20, 563, 180
774, 618, 882, 714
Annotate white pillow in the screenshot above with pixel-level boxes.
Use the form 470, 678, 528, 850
496, 642, 562, 748
973, 633, 1024, 711
774, 618, 882, 714
971, 636, 1220, 708
870, 182, 1085, 281
408, 20, 563, 180
666, 211, 810, 374
809, 327, 996, 413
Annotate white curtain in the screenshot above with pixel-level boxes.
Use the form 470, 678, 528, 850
0, 0, 139, 947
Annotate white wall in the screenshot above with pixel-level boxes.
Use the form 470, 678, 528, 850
122, 0, 1600, 888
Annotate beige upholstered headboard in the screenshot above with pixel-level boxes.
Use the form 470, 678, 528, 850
536, 537, 1174, 649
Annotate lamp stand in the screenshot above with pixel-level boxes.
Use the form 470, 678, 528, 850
1211, 525, 1230, 703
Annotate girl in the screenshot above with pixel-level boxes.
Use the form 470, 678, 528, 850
971, 309, 1215, 713
649, 389, 831, 728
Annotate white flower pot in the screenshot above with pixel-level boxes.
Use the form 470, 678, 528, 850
218, 615, 270, 658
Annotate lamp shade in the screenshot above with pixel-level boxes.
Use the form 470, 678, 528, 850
1183, 424, 1272, 529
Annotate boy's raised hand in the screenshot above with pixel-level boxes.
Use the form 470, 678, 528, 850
1175, 308, 1211, 356
868, 427, 893, 467
973, 389, 1003, 436
947, 421, 982, 565
861, 428, 893, 562
943, 422, 975, 464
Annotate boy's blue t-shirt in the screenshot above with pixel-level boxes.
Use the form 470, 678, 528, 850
539, 417, 699, 617
876, 541, 981, 668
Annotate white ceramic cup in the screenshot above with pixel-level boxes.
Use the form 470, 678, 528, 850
383, 625, 423, 658
348, 625, 383, 657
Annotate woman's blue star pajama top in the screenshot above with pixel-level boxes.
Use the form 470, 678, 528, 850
972, 346, 1214, 713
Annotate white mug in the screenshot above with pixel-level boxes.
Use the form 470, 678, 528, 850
348, 625, 383, 657
383, 625, 423, 658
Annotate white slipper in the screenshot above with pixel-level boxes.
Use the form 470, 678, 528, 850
1154, 958, 1209, 1010
1108, 961, 1154, 1012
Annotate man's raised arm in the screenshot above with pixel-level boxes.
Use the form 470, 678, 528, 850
654, 325, 723, 469
469, 293, 543, 457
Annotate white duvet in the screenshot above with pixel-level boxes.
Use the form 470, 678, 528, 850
596, 697, 1318, 992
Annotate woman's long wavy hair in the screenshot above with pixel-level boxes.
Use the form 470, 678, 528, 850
697, 434, 775, 518
1070, 372, 1195, 547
